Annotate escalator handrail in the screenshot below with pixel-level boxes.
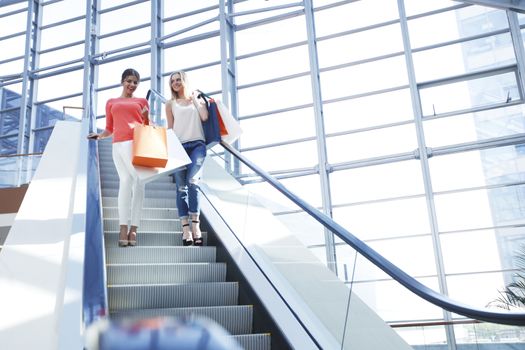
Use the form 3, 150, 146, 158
83, 113, 109, 327
220, 141, 525, 326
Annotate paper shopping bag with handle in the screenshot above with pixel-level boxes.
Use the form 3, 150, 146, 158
132, 123, 168, 168
216, 100, 242, 144
134, 129, 192, 183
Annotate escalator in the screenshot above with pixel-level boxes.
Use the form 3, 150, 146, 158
97, 137, 277, 350
90, 137, 418, 349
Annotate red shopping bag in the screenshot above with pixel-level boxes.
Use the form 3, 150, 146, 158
132, 123, 168, 168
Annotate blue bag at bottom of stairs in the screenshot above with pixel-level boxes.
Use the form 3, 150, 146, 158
85, 315, 243, 350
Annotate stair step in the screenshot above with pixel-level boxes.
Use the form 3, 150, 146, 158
99, 159, 117, 168
102, 188, 176, 199
103, 218, 181, 232
105, 246, 216, 264
103, 196, 177, 209
106, 263, 226, 284
104, 231, 208, 246
234, 333, 272, 350
100, 172, 174, 183
108, 282, 239, 310
103, 207, 179, 220
110, 305, 254, 335
98, 163, 177, 180
101, 179, 177, 191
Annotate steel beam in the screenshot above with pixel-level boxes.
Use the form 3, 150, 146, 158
459, 0, 525, 13
0, 0, 26, 7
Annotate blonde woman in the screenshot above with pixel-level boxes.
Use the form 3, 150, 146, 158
165, 71, 208, 246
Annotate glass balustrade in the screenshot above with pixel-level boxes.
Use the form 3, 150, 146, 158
206, 148, 525, 349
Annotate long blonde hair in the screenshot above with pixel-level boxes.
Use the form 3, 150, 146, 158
169, 71, 191, 100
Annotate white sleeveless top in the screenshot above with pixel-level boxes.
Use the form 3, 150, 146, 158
171, 100, 205, 144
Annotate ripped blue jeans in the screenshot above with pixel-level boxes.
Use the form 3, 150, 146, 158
174, 140, 207, 219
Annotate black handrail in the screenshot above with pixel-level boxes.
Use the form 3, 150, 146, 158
220, 141, 525, 326
146, 86, 525, 325
146, 88, 167, 103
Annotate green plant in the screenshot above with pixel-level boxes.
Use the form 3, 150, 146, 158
488, 245, 525, 310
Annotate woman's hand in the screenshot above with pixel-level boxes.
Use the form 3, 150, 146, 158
141, 106, 149, 117
191, 90, 203, 104
192, 90, 209, 122
141, 105, 149, 124
88, 130, 111, 140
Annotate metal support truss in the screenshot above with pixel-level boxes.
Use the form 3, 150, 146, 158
459, 0, 525, 13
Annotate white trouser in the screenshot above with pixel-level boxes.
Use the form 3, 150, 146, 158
112, 140, 145, 227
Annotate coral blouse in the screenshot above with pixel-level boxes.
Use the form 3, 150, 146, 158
104, 97, 149, 143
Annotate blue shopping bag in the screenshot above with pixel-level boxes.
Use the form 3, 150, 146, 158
87, 316, 243, 350
198, 91, 221, 149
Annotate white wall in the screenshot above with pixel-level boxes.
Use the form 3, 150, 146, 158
0, 120, 88, 350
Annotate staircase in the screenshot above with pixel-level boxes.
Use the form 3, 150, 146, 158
97, 137, 272, 350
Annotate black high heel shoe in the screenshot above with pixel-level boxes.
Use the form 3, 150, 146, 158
182, 223, 193, 246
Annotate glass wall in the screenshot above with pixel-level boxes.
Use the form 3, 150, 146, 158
1, 0, 524, 348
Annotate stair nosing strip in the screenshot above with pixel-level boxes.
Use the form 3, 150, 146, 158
106, 262, 226, 266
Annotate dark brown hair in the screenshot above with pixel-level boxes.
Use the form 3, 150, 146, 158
121, 68, 140, 83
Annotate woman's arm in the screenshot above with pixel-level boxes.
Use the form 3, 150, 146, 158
88, 99, 114, 139
192, 91, 209, 122
165, 100, 174, 129
87, 129, 112, 140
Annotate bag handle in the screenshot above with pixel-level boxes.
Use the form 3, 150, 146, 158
196, 89, 213, 107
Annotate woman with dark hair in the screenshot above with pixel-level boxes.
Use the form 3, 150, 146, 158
165, 71, 208, 246
88, 68, 149, 247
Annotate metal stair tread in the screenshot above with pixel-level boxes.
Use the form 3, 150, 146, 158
106, 262, 224, 267
104, 229, 191, 232
108, 281, 238, 288
106, 246, 213, 250
233, 333, 272, 350
104, 218, 182, 222
110, 304, 253, 313
102, 196, 177, 208
108, 283, 239, 310
105, 246, 217, 264
103, 207, 178, 211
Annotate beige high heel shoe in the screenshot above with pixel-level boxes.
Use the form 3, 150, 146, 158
128, 226, 138, 246
118, 225, 128, 247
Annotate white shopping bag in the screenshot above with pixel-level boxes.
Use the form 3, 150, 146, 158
134, 129, 191, 183
216, 100, 242, 144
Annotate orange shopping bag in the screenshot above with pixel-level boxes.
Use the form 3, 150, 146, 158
132, 123, 168, 168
